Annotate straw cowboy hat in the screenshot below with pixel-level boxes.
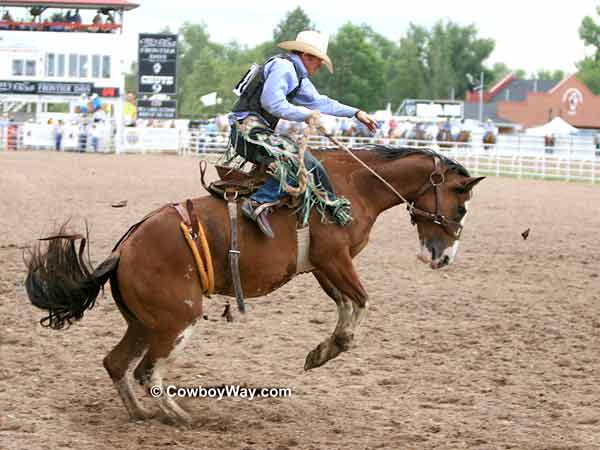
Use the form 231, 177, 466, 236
278, 30, 334, 73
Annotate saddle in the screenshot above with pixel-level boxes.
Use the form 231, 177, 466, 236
199, 161, 298, 210
196, 160, 311, 317
197, 161, 274, 317
199, 160, 268, 200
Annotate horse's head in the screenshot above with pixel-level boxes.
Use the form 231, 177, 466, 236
408, 156, 484, 269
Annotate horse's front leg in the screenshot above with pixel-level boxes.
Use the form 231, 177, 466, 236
305, 258, 369, 370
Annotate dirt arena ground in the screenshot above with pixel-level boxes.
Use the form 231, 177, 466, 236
1, 151, 599, 450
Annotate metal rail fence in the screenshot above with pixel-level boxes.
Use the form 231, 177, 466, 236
179, 131, 600, 184
2, 124, 598, 184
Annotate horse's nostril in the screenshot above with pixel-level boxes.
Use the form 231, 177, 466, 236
440, 255, 450, 267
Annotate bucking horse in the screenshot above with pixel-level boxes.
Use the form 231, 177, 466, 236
25, 138, 484, 426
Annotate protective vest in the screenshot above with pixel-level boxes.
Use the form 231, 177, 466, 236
232, 54, 305, 130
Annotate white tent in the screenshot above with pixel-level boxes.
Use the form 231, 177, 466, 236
525, 117, 578, 136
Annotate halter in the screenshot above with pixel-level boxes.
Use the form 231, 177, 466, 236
407, 155, 464, 239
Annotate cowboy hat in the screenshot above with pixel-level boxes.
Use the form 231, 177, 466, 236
278, 30, 333, 73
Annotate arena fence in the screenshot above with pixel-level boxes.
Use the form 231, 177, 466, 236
178, 131, 600, 185
2, 124, 599, 184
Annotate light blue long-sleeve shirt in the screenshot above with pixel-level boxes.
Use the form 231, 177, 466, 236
232, 53, 358, 125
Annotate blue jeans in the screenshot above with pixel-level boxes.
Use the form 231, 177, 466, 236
230, 124, 335, 204
251, 151, 335, 204
55, 134, 62, 151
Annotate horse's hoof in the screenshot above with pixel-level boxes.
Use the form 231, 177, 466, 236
131, 409, 156, 421
304, 343, 328, 371
160, 411, 193, 428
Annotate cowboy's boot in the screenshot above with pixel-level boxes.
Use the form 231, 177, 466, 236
241, 199, 274, 238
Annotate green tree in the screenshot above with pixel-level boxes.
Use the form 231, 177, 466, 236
387, 24, 429, 103
313, 23, 386, 112
577, 7, 600, 94
580, 6, 600, 61
488, 62, 512, 86
264, 7, 315, 59
534, 69, 565, 81
171, 13, 501, 117
273, 7, 314, 43
124, 61, 137, 95
577, 57, 600, 94
388, 21, 493, 106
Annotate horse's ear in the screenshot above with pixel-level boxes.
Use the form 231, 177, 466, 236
459, 176, 485, 193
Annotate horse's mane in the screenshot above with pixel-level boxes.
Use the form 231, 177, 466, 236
312, 145, 470, 177
371, 145, 470, 176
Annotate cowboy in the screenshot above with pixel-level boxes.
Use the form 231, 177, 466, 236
441, 118, 452, 132
484, 118, 497, 135
229, 30, 377, 238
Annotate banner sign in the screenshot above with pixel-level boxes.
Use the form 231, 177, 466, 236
397, 99, 464, 119
0, 80, 93, 96
137, 99, 177, 119
138, 33, 178, 95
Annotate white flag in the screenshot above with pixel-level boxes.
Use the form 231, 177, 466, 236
200, 92, 218, 107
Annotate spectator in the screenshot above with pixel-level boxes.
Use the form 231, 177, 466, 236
388, 118, 397, 138
104, 9, 115, 24
2, 10, 13, 21
7, 118, 18, 151
49, 12, 65, 31
29, 6, 44, 19
0, 114, 8, 146
124, 93, 137, 127
93, 104, 106, 123
53, 120, 64, 151
544, 134, 555, 155
90, 124, 100, 152
72, 8, 81, 24
78, 120, 88, 152
483, 118, 497, 135
92, 11, 102, 25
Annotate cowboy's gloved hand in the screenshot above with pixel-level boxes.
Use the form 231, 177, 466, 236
355, 110, 378, 133
305, 110, 322, 127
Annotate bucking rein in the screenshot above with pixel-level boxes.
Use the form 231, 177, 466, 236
181, 116, 426, 317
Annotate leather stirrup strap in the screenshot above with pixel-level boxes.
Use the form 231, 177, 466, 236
199, 160, 211, 192
186, 199, 200, 237
228, 199, 246, 313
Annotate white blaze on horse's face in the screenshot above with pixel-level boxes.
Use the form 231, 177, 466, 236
415, 176, 483, 269
437, 198, 470, 267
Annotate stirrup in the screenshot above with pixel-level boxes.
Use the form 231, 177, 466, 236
241, 200, 275, 239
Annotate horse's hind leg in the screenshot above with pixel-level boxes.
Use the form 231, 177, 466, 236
134, 322, 197, 426
103, 320, 153, 420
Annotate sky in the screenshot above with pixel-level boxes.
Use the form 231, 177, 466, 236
122, 0, 600, 75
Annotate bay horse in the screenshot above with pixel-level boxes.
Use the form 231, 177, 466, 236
456, 130, 472, 149
407, 127, 432, 148
436, 129, 471, 150
483, 131, 497, 150
436, 128, 453, 149
25, 145, 484, 426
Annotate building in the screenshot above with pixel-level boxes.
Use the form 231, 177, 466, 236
0, 0, 138, 139
464, 72, 600, 131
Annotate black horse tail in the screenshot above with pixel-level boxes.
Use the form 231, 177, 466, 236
24, 224, 119, 330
